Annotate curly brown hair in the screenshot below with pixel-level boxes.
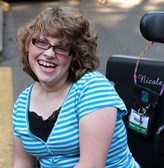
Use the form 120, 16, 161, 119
16, 6, 99, 82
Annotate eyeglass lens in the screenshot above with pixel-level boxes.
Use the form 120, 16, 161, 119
32, 38, 69, 56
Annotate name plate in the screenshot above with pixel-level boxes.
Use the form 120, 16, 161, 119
129, 108, 149, 134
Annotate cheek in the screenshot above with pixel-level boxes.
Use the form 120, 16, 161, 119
28, 48, 38, 69
60, 56, 72, 68
29, 44, 38, 58
28, 43, 42, 64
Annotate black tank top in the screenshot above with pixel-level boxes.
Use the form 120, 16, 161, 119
28, 107, 61, 142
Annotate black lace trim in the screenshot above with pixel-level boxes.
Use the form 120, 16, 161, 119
28, 107, 61, 142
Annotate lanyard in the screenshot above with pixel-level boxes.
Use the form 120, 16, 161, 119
133, 41, 164, 96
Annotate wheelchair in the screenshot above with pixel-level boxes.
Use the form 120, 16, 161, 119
106, 11, 164, 168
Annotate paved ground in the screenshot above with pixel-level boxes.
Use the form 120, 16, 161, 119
1, 0, 164, 167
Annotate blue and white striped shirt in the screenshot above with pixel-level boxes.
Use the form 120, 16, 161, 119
12, 71, 140, 168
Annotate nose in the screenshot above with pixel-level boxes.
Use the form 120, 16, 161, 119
43, 46, 56, 59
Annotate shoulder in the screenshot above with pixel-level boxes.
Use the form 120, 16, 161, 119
75, 71, 112, 89
13, 83, 35, 113
72, 71, 127, 118
80, 71, 108, 82
16, 84, 34, 102
71, 71, 116, 99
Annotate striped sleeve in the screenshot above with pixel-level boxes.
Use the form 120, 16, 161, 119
76, 71, 127, 120
12, 100, 22, 138
12, 86, 31, 138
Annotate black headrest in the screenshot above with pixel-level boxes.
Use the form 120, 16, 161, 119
140, 12, 164, 43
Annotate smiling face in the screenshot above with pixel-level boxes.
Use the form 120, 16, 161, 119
28, 35, 72, 87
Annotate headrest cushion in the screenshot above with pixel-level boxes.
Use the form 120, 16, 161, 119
140, 12, 164, 43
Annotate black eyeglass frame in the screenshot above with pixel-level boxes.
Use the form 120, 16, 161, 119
32, 38, 70, 57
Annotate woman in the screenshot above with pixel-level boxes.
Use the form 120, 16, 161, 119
12, 5, 140, 168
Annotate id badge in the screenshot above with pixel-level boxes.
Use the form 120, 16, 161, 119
129, 108, 149, 134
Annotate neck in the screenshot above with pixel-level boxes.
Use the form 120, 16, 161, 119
37, 80, 72, 100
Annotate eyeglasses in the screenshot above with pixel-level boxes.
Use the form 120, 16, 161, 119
32, 38, 70, 57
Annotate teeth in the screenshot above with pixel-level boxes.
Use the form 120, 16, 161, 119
39, 61, 55, 67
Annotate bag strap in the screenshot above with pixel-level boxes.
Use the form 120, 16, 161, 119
133, 41, 164, 96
